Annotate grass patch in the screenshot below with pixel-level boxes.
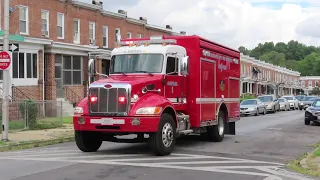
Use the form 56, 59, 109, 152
286, 142, 320, 177
0, 116, 73, 132
0, 136, 75, 152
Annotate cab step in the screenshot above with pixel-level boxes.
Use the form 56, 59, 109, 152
178, 129, 193, 135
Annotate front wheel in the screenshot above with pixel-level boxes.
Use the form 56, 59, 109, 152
207, 111, 225, 142
149, 113, 177, 156
305, 118, 310, 125
75, 131, 102, 152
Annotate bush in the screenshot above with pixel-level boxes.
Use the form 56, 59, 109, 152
240, 94, 256, 102
19, 100, 38, 129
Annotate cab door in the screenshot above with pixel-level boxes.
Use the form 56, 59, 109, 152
164, 54, 184, 104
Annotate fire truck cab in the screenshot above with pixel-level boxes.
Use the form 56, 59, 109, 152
74, 35, 241, 156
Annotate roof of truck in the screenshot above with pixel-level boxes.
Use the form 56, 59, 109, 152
121, 35, 240, 54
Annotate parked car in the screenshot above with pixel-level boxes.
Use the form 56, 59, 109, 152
240, 99, 266, 116
295, 95, 305, 101
278, 98, 290, 111
304, 98, 320, 125
282, 95, 299, 110
300, 96, 317, 110
257, 94, 280, 113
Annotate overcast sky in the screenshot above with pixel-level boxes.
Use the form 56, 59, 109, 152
80, 0, 320, 49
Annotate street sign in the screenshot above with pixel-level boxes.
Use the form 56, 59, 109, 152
0, 43, 19, 52
0, 51, 11, 70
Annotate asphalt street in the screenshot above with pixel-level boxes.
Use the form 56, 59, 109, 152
0, 110, 319, 180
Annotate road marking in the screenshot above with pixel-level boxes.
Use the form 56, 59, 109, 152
256, 167, 316, 180
0, 149, 310, 179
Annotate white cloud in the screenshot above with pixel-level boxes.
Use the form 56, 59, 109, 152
121, 0, 320, 49
81, 0, 320, 49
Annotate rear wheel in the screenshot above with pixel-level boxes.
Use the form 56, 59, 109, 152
75, 131, 102, 152
207, 111, 225, 142
149, 113, 177, 156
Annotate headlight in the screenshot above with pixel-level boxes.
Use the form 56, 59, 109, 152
136, 107, 162, 115
300, 102, 304, 105
74, 107, 84, 116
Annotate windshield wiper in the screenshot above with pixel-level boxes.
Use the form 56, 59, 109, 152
135, 71, 154, 76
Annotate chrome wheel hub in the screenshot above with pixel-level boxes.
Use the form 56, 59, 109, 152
218, 116, 224, 136
162, 122, 173, 147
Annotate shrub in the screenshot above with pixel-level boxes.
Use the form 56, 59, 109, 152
240, 94, 256, 102
19, 100, 38, 129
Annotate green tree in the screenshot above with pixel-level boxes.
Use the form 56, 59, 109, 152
238, 46, 250, 55
260, 51, 286, 66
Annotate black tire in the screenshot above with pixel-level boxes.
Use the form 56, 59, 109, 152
207, 111, 225, 142
255, 109, 259, 116
75, 131, 102, 152
263, 108, 266, 115
273, 106, 276, 113
304, 119, 311, 125
149, 113, 177, 156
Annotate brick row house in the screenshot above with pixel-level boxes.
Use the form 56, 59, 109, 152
240, 54, 302, 97
299, 76, 320, 95
0, 0, 185, 105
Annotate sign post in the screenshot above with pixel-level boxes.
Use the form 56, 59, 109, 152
1, 0, 10, 141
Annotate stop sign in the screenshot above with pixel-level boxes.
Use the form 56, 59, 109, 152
0, 51, 11, 70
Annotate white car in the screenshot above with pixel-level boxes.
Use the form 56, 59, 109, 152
282, 95, 299, 110
278, 98, 290, 111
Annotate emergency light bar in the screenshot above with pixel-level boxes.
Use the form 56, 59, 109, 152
118, 39, 177, 46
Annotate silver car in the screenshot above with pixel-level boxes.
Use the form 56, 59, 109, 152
278, 98, 290, 111
300, 96, 317, 110
240, 99, 266, 116
257, 94, 280, 113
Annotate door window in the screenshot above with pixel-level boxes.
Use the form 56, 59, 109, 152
166, 56, 177, 74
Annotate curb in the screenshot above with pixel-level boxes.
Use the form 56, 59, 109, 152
0, 136, 75, 152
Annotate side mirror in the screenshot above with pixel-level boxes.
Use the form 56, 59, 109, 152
180, 56, 189, 76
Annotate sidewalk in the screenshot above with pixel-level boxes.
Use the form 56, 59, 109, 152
0, 124, 75, 150
6, 124, 74, 142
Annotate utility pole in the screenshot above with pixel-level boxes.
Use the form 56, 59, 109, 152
2, 0, 10, 141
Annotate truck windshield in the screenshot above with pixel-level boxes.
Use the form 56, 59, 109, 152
110, 54, 164, 74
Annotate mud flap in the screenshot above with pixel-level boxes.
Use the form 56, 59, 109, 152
225, 122, 236, 135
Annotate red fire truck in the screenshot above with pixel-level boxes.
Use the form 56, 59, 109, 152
73, 35, 241, 156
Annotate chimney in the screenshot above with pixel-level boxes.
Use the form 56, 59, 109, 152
92, 0, 103, 7
139, 17, 147, 22
180, 31, 186, 35
118, 9, 127, 16
166, 25, 172, 30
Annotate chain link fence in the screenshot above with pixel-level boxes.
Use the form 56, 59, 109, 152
0, 100, 74, 132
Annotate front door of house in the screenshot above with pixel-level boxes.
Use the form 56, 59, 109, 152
55, 62, 64, 98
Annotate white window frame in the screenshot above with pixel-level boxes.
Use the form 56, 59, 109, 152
115, 28, 121, 42
137, 34, 142, 38
41, 10, 49, 37
308, 80, 312, 87
57, 12, 64, 39
11, 52, 39, 86
73, 19, 80, 44
19, 6, 29, 35
127, 32, 132, 39
89, 21, 95, 40
103, 26, 108, 48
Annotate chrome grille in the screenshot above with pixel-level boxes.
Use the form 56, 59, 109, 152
89, 86, 129, 115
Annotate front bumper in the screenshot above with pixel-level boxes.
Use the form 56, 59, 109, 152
305, 111, 320, 122
240, 109, 256, 115
280, 105, 286, 110
73, 116, 161, 132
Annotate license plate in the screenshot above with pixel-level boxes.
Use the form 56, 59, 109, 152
90, 118, 125, 125
101, 118, 114, 125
